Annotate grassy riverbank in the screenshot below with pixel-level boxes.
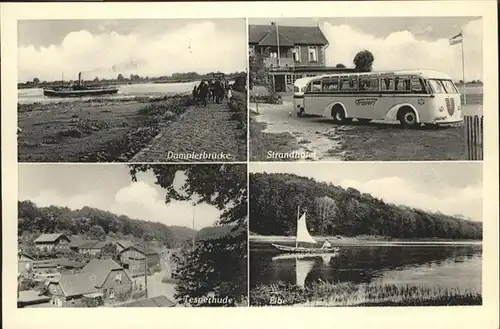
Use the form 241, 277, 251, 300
17, 95, 193, 162
250, 282, 482, 306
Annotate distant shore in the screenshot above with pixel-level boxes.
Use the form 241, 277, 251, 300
249, 234, 482, 246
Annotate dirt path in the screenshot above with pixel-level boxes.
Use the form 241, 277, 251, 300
133, 100, 246, 162
250, 97, 346, 161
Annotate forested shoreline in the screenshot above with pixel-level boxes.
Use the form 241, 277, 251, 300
250, 173, 482, 240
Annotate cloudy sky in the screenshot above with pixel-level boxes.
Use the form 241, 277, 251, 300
18, 19, 247, 82
18, 164, 224, 230
250, 17, 482, 81
250, 162, 482, 221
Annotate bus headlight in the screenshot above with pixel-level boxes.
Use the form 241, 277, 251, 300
439, 106, 445, 112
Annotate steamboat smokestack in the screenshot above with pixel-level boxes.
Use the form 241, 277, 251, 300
78, 72, 82, 86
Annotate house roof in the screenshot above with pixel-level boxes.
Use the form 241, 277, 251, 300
115, 240, 134, 249
57, 272, 99, 297
78, 240, 101, 249
119, 295, 176, 307
82, 259, 124, 287
249, 24, 329, 46
258, 28, 295, 47
19, 251, 35, 260
120, 245, 159, 256
18, 290, 52, 303
69, 235, 88, 248
34, 233, 69, 243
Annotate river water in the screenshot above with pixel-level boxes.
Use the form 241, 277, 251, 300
250, 241, 482, 293
17, 81, 201, 105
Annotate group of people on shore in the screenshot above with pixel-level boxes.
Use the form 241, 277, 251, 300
192, 78, 232, 107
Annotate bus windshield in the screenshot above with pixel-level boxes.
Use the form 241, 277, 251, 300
427, 79, 458, 94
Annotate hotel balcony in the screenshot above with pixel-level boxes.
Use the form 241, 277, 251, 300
263, 57, 295, 71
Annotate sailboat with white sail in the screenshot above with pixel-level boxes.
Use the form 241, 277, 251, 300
271, 206, 340, 253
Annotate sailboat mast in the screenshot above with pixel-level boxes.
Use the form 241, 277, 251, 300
296, 204, 300, 248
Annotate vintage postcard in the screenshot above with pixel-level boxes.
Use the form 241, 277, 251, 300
16, 19, 248, 163
17, 164, 248, 308
249, 17, 484, 161
249, 162, 482, 306
1, 2, 498, 329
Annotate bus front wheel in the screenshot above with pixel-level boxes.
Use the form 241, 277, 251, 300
331, 106, 347, 124
398, 107, 418, 128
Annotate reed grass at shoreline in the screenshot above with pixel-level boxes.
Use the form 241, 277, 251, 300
250, 282, 482, 307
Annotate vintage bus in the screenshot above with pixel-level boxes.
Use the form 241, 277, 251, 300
293, 70, 463, 127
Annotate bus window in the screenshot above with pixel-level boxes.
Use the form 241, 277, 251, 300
380, 77, 395, 91
360, 75, 379, 92
350, 77, 359, 91
309, 80, 322, 92
440, 80, 459, 94
339, 77, 350, 91
410, 77, 425, 93
322, 77, 339, 92
395, 77, 411, 92
427, 79, 446, 94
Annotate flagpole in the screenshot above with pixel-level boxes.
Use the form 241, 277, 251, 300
296, 204, 299, 249
460, 30, 467, 105
276, 23, 281, 68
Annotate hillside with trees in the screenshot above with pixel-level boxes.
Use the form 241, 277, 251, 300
18, 201, 176, 247
168, 226, 198, 244
250, 173, 482, 240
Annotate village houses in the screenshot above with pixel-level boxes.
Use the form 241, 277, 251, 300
119, 245, 161, 275
34, 233, 71, 251
48, 259, 132, 307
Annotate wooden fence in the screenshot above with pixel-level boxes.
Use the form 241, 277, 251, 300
464, 115, 483, 160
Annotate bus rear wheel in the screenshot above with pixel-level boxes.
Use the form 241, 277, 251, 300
398, 107, 418, 128
331, 106, 347, 124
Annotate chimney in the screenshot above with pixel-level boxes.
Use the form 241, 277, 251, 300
78, 72, 82, 86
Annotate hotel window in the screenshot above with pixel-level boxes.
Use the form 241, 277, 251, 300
293, 46, 301, 62
308, 47, 318, 62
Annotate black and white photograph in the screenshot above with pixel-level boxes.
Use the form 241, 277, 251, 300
17, 164, 248, 307
249, 17, 483, 161
17, 19, 248, 163
249, 162, 482, 306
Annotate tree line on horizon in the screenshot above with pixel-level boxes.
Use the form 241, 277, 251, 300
18, 71, 247, 88
249, 173, 482, 240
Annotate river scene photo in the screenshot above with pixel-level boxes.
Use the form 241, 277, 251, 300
18, 81, 202, 105
250, 239, 482, 306
248, 162, 483, 306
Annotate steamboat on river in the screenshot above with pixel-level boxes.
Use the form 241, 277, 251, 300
43, 72, 119, 98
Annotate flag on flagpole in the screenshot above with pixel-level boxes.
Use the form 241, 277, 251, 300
449, 32, 463, 45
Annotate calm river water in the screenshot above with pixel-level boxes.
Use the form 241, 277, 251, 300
17, 81, 201, 104
250, 241, 482, 292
